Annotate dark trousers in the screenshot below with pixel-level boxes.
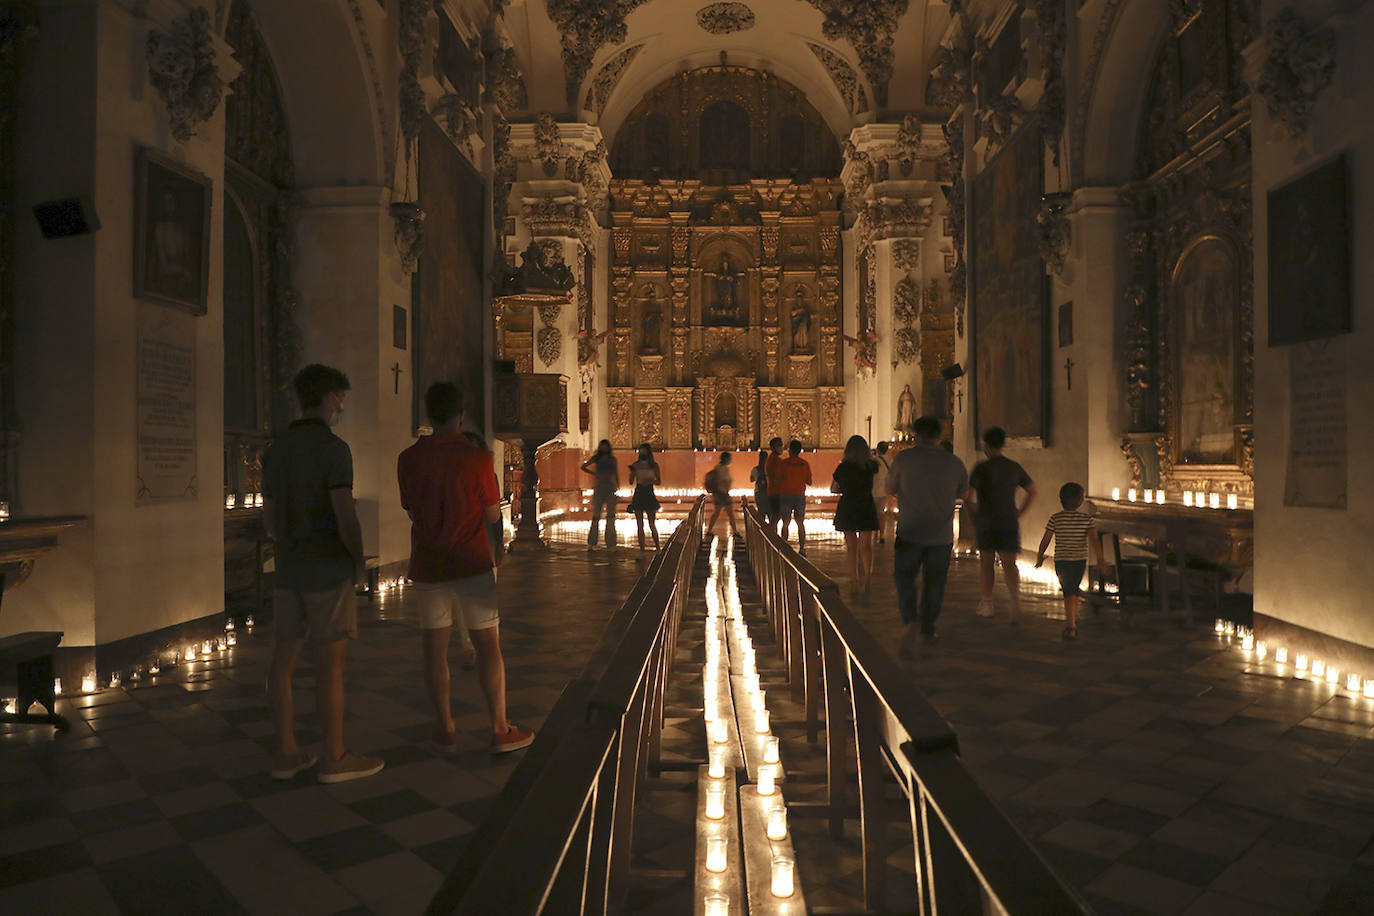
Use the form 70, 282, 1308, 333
893, 539, 953, 632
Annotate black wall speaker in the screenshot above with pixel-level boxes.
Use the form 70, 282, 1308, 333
33, 198, 100, 238
940, 363, 964, 381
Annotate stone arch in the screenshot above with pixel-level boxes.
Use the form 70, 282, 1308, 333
228, 0, 385, 187
1079, 0, 1172, 185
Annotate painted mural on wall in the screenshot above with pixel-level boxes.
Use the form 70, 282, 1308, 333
1173, 237, 1238, 464
972, 124, 1045, 440
418, 118, 486, 431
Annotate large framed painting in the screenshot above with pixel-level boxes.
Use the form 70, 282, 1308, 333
416, 117, 487, 433
1171, 235, 1241, 465
971, 125, 1047, 441
1268, 153, 1351, 346
134, 148, 211, 314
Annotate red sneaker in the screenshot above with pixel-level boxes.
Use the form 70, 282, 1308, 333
491, 724, 534, 754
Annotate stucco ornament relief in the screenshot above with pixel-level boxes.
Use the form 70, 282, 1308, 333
545, 0, 647, 106
806, 0, 908, 106
584, 44, 642, 113
809, 42, 867, 114
894, 327, 920, 366
1256, 7, 1335, 138
537, 326, 563, 366
146, 7, 223, 142
696, 3, 755, 34
396, 0, 430, 147
1036, 194, 1071, 276
534, 113, 564, 177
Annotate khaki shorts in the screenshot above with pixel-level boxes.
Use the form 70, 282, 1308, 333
411, 572, 500, 631
273, 582, 357, 644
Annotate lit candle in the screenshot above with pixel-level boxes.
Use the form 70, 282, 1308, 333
706, 835, 727, 873
711, 720, 729, 744
1347, 673, 1361, 692
0, 500, 9, 521
764, 736, 780, 764
245, 615, 255, 628
1215, 619, 1225, 634
752, 690, 767, 713
1195, 490, 1205, 507
708, 756, 725, 780
754, 708, 770, 734
131, 665, 143, 682
745, 674, 761, 695
1227, 493, 1238, 510
771, 856, 795, 898
1256, 640, 1267, 660
226, 632, 237, 647
1156, 490, 1167, 504
148, 662, 160, 675
1365, 680, 1374, 699
705, 703, 718, 723
1184, 491, 1194, 507
225, 618, 235, 631
1275, 647, 1288, 665
1326, 667, 1340, 685
1209, 493, 1220, 509
757, 764, 776, 796
1296, 654, 1309, 674
225, 494, 236, 510
1242, 632, 1254, 650
185, 644, 197, 661
1112, 487, 1121, 501
109, 671, 121, 688
704, 891, 729, 916
1312, 659, 1325, 678
706, 786, 725, 820
2, 698, 13, 714
1223, 622, 1235, 636
254, 493, 264, 508
767, 805, 788, 840
81, 673, 96, 693
1143, 488, 1154, 503
1127, 488, 1137, 502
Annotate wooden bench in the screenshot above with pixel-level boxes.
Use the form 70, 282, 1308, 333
0, 631, 69, 730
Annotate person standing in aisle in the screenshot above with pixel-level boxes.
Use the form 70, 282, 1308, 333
581, 439, 620, 549
628, 442, 662, 550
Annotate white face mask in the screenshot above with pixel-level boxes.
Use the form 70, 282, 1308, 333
329, 407, 343, 427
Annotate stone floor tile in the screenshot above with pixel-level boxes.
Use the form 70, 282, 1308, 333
331, 851, 444, 916
250, 786, 368, 842
1040, 819, 1141, 859
83, 819, 182, 864
1087, 862, 1205, 915
0, 868, 121, 915
193, 824, 358, 915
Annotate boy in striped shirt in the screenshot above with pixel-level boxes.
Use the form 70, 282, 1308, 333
1034, 482, 1108, 641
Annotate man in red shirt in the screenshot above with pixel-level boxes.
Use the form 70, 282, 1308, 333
776, 440, 814, 555
398, 382, 533, 754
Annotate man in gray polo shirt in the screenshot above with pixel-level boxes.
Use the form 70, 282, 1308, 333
886, 416, 969, 653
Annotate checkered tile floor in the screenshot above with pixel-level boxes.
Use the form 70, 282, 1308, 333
5, 530, 1374, 915
780, 538, 1374, 916
0, 540, 649, 915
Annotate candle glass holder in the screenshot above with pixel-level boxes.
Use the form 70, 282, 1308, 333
771, 856, 795, 898
706, 835, 727, 873
704, 891, 729, 916
757, 764, 776, 796
764, 736, 780, 764
767, 805, 788, 840
706, 786, 725, 820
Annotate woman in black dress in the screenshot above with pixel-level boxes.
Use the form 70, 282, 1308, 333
628, 443, 662, 550
832, 434, 881, 597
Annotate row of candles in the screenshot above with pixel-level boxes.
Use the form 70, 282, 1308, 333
700, 535, 796, 911
12, 617, 255, 708
1216, 619, 1374, 697
225, 492, 264, 510
1111, 487, 1243, 510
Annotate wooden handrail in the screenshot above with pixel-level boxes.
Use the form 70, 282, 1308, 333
740, 499, 1088, 914
432, 496, 706, 915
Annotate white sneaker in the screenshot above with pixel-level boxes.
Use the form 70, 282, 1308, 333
976, 598, 995, 618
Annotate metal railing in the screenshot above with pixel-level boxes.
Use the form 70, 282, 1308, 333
742, 500, 1089, 915
427, 496, 705, 916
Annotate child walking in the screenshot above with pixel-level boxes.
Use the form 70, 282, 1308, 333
1034, 482, 1108, 641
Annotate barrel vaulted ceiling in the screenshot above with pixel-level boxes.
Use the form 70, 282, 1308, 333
498, 0, 955, 145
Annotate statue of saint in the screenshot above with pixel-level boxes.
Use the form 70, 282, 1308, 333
790, 288, 812, 352
897, 383, 918, 431
640, 288, 662, 354
704, 253, 740, 325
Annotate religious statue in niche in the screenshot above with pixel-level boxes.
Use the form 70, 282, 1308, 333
843, 330, 879, 376
704, 252, 743, 325
789, 287, 813, 352
897, 384, 917, 431
639, 286, 662, 354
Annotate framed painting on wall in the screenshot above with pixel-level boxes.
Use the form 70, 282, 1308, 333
1268, 153, 1351, 346
134, 148, 211, 314
971, 124, 1047, 441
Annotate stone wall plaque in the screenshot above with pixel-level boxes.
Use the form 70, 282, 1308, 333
137, 311, 198, 501
1284, 339, 1346, 509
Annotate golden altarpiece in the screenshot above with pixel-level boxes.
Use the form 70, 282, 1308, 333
603, 66, 846, 451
